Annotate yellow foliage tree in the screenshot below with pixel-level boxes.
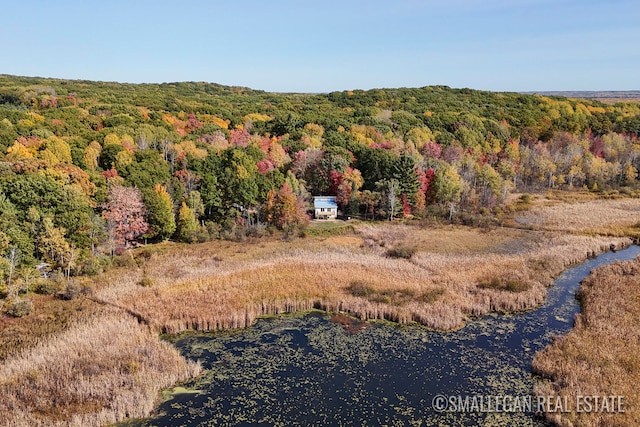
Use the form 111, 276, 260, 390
243, 113, 272, 123
268, 139, 290, 167
406, 127, 435, 151
103, 133, 121, 147
83, 141, 102, 170
41, 136, 72, 164
27, 112, 45, 123
303, 123, 324, 138
175, 140, 207, 160
5, 142, 33, 161
115, 150, 134, 169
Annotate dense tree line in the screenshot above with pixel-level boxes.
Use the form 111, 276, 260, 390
1, 74, 640, 299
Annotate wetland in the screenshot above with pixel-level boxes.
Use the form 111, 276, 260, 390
130, 245, 640, 426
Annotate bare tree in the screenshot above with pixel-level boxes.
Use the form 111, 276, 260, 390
377, 180, 399, 221
6, 246, 19, 290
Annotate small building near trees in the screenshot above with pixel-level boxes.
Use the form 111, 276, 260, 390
313, 196, 338, 220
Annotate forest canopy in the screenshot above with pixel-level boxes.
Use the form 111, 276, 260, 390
1, 74, 640, 287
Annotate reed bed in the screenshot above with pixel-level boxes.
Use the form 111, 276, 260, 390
516, 198, 640, 234
95, 226, 629, 333
0, 310, 201, 427
533, 257, 640, 427
0, 294, 92, 361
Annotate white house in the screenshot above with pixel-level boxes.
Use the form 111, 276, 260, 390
313, 196, 338, 220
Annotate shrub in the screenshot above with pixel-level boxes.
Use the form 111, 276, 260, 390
4, 297, 33, 317
347, 280, 432, 306
503, 280, 530, 292
137, 276, 154, 287
347, 280, 374, 297
33, 274, 64, 295
112, 253, 138, 268
60, 281, 83, 300
195, 225, 213, 242
386, 245, 417, 259
369, 288, 415, 305
81, 255, 112, 276
478, 277, 530, 293
519, 193, 533, 204
420, 288, 445, 303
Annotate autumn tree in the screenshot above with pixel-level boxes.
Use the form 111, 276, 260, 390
37, 216, 74, 275
175, 201, 198, 243
359, 190, 381, 220
434, 165, 464, 220
263, 182, 310, 236
102, 185, 148, 253
143, 184, 176, 241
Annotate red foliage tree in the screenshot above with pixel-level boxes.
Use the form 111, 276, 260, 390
101, 167, 119, 181
422, 141, 442, 159
401, 193, 412, 217
256, 159, 275, 174
589, 136, 605, 158
329, 170, 343, 195
229, 128, 250, 147
102, 185, 148, 251
187, 113, 202, 131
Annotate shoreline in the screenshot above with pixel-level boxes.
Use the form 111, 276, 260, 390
2, 197, 640, 426
532, 252, 640, 426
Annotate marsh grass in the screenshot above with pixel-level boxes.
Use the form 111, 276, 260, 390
306, 221, 355, 237
533, 257, 640, 427
514, 198, 640, 236
0, 294, 93, 360
0, 311, 201, 427
92, 224, 629, 333
478, 277, 531, 293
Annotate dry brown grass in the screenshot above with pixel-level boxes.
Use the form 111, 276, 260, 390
94, 224, 630, 333
0, 294, 95, 361
0, 309, 201, 427
533, 257, 640, 427
514, 197, 640, 236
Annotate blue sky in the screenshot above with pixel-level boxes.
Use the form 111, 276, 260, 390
1, 0, 638, 92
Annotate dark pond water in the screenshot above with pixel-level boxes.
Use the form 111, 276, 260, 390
132, 246, 640, 426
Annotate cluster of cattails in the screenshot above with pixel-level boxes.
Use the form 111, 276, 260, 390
95, 230, 630, 336
0, 311, 201, 426
516, 198, 640, 234
533, 256, 640, 427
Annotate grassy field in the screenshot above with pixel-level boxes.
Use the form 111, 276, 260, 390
93, 223, 628, 333
1, 195, 639, 426
533, 257, 640, 427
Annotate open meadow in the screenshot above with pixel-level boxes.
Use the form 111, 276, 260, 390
1, 195, 639, 426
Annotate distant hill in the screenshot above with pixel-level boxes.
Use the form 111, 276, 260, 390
523, 91, 640, 104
